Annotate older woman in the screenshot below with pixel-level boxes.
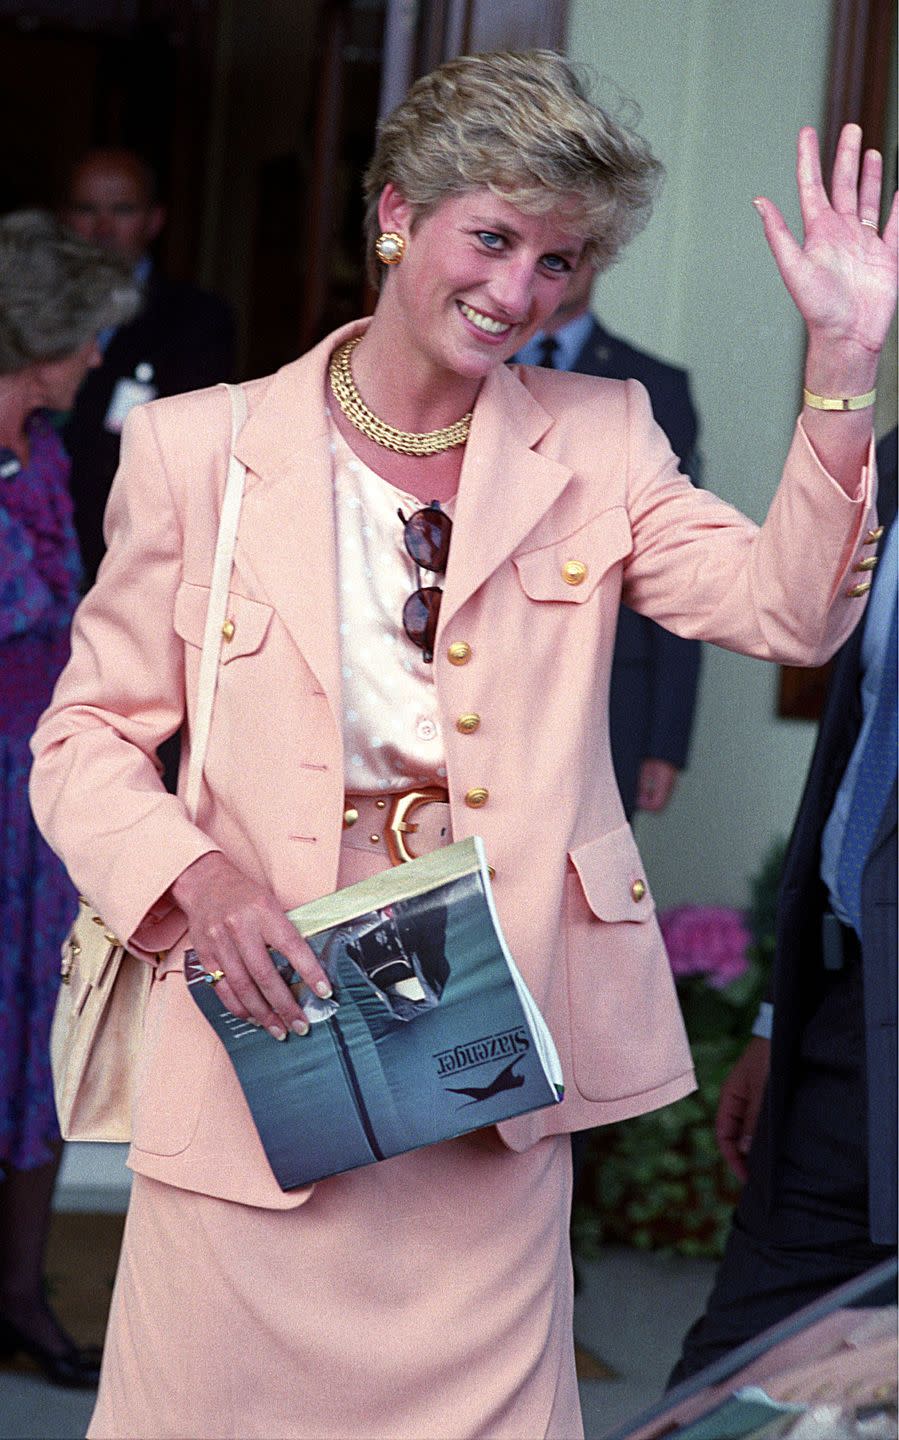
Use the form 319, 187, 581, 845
30, 51, 895, 1440
0, 210, 137, 1385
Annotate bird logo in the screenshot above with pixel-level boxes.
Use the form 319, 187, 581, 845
444, 1058, 526, 1105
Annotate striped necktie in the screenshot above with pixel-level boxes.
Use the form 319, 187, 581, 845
836, 592, 898, 936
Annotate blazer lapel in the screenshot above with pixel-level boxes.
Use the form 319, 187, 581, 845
438, 364, 572, 636
231, 325, 363, 730
229, 329, 573, 704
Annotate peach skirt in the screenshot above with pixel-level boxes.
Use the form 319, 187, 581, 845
88, 835, 582, 1440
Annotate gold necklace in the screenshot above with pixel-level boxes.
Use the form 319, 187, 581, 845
328, 336, 472, 456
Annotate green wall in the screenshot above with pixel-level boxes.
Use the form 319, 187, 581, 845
568, 0, 840, 907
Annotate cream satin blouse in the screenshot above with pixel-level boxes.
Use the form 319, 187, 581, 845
329, 418, 452, 794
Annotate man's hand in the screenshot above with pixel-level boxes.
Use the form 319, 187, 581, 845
715, 1036, 771, 1182
636, 758, 679, 812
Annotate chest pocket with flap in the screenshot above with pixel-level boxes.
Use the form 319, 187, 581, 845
512, 507, 632, 604
173, 581, 273, 663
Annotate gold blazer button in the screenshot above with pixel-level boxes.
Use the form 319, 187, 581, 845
846, 580, 872, 597
865, 526, 884, 544
221, 619, 236, 641
631, 879, 647, 902
456, 713, 480, 734
854, 556, 878, 572
562, 560, 588, 586
343, 807, 359, 828
448, 642, 472, 665
465, 787, 489, 808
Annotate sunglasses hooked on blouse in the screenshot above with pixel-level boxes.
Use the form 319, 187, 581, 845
398, 502, 452, 663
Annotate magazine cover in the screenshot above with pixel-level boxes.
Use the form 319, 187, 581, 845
186, 836, 563, 1189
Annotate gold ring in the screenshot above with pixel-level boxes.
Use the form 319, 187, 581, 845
861, 218, 878, 230
208, 969, 226, 986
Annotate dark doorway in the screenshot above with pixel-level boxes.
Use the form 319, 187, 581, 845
0, 4, 214, 281
1, 0, 568, 377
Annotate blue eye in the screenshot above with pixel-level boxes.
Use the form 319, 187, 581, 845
477, 231, 504, 250
542, 254, 571, 274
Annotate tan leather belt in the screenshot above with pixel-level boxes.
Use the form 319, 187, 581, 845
342, 787, 452, 865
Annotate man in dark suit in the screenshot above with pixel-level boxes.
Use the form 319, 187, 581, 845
60, 148, 235, 585
514, 263, 704, 1376
671, 428, 898, 1381
514, 258, 701, 818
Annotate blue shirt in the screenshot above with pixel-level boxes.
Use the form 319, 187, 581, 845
820, 514, 898, 929
512, 311, 595, 373
754, 513, 897, 1036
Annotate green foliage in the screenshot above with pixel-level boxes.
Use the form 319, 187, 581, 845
575, 841, 786, 1259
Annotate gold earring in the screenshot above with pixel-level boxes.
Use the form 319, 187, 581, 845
375, 231, 405, 265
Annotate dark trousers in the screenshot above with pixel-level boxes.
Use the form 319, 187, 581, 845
156, 733, 181, 795
670, 957, 895, 1385
571, 1129, 590, 1194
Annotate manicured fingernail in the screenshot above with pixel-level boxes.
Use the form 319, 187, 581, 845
291, 1019, 310, 1037
267, 1024, 287, 1041
752, 198, 763, 213
315, 980, 332, 998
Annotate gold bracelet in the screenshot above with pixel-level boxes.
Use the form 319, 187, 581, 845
802, 386, 877, 412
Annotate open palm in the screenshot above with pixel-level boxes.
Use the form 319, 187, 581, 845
756, 124, 898, 357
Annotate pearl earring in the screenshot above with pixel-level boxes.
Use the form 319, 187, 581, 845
375, 231, 405, 265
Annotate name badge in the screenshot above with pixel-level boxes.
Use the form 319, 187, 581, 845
104, 377, 158, 434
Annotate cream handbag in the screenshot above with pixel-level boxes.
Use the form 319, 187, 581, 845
50, 383, 248, 1142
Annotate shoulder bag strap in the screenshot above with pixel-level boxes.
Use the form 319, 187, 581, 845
183, 383, 249, 822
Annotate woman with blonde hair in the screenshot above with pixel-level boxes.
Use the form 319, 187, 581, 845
31, 51, 896, 1439
0, 210, 137, 1385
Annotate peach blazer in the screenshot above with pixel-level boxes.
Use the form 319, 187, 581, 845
30, 320, 877, 1210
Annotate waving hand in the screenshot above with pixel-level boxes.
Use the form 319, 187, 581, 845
752, 124, 896, 488
754, 124, 897, 357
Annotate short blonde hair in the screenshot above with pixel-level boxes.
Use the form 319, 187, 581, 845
0, 210, 139, 375
363, 50, 662, 286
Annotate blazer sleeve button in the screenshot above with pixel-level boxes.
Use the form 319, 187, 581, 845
631, 879, 647, 902
846, 580, 872, 597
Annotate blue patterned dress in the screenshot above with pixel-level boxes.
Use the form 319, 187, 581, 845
0, 412, 82, 1170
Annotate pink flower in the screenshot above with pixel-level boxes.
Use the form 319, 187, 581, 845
659, 906, 751, 989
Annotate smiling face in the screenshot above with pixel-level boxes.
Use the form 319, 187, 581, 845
377, 185, 588, 383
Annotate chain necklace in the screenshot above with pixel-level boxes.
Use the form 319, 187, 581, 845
328, 337, 472, 456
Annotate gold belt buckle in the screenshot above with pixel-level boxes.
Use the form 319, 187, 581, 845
385, 786, 449, 865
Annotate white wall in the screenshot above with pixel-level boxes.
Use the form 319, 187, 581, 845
567, 0, 837, 906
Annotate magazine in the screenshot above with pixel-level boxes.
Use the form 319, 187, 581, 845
186, 836, 563, 1189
